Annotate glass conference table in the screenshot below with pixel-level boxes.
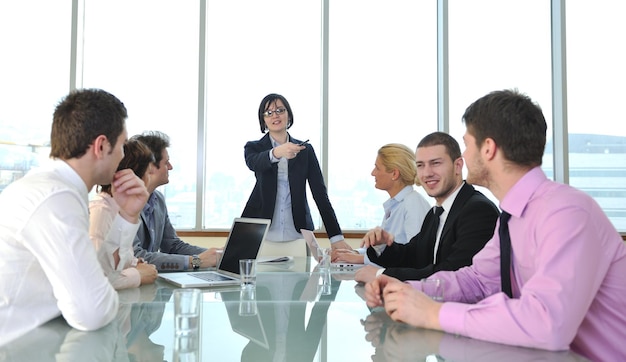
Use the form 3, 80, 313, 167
1, 257, 588, 362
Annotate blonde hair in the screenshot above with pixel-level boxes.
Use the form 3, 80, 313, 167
377, 143, 420, 186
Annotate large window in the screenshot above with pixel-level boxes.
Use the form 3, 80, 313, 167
204, 0, 322, 228
566, 1, 626, 230
327, 0, 437, 229
81, 0, 200, 228
1, 1, 624, 233
0, 2, 71, 192
448, 0, 552, 205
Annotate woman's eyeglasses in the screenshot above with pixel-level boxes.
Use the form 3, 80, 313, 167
263, 108, 287, 118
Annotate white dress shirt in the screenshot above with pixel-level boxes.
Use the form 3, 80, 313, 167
0, 160, 120, 346
432, 182, 463, 262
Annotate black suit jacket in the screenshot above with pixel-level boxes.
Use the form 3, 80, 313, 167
367, 182, 499, 281
242, 133, 342, 238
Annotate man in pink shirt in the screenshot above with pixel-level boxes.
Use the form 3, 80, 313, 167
365, 89, 626, 361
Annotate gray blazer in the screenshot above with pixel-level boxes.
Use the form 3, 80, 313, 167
133, 190, 206, 271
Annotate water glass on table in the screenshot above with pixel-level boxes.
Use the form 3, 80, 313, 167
173, 331, 200, 362
421, 278, 444, 301
239, 259, 257, 289
318, 269, 332, 295
317, 247, 330, 272
173, 288, 202, 336
239, 287, 258, 316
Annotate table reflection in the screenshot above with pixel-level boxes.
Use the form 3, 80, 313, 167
0, 284, 172, 362
124, 286, 172, 362
363, 309, 589, 362
0, 317, 119, 362
218, 269, 340, 362
0, 257, 587, 362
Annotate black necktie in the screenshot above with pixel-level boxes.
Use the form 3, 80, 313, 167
429, 206, 444, 261
499, 211, 513, 298
428, 206, 444, 242
432, 206, 444, 234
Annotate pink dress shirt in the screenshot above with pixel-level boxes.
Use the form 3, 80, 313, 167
409, 167, 626, 361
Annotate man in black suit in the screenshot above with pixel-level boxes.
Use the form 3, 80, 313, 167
355, 132, 499, 282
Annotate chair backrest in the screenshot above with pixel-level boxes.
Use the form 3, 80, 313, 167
257, 239, 308, 257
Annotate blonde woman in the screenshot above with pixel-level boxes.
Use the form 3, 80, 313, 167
332, 143, 430, 265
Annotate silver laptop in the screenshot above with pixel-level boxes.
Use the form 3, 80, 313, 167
159, 217, 271, 288
300, 229, 364, 269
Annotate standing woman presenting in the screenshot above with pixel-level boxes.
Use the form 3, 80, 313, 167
242, 93, 350, 255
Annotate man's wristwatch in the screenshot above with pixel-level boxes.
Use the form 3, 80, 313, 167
191, 255, 201, 270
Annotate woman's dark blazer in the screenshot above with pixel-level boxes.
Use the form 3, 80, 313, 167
242, 133, 343, 239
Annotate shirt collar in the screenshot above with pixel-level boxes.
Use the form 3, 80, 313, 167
500, 166, 547, 218
392, 185, 414, 203
51, 159, 89, 198
383, 185, 413, 213
269, 133, 290, 147
440, 181, 464, 212
143, 192, 158, 214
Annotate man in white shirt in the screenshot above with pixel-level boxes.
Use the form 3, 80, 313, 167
0, 88, 149, 346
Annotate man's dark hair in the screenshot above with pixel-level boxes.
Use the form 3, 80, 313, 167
417, 132, 462, 161
133, 131, 170, 169
99, 139, 155, 195
462, 89, 547, 167
50, 88, 127, 159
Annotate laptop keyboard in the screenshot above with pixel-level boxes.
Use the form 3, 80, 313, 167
191, 272, 234, 282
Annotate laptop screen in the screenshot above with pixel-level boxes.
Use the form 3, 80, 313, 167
219, 218, 270, 274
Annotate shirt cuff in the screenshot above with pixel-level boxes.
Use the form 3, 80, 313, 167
376, 268, 386, 277
372, 244, 386, 256
438, 301, 469, 335
183, 255, 190, 271
329, 235, 345, 244
269, 148, 280, 162
121, 267, 141, 288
